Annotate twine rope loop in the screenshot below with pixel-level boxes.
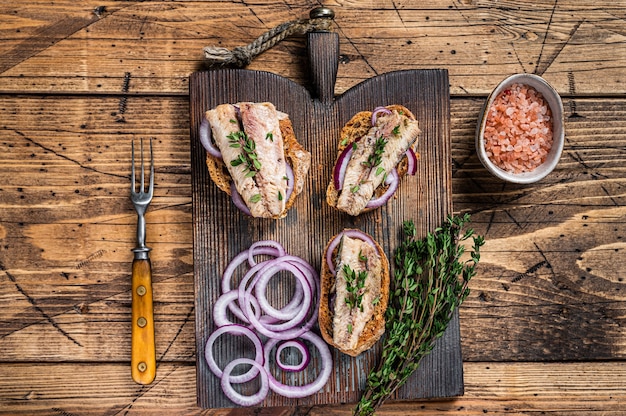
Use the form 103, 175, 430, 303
203, 9, 334, 68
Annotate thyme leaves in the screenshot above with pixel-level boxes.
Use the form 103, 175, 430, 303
228, 131, 260, 178
354, 213, 484, 416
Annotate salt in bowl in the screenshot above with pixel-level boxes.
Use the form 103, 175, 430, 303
476, 73, 564, 184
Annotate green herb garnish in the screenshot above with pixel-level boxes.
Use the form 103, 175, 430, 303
342, 263, 368, 312
228, 131, 261, 177
354, 213, 484, 416
249, 194, 262, 204
362, 136, 387, 169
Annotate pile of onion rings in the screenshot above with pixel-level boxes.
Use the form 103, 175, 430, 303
205, 240, 332, 406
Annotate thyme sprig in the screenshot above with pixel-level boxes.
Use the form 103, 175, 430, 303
362, 136, 387, 170
351, 136, 388, 194
228, 131, 261, 178
342, 263, 368, 312
354, 213, 484, 416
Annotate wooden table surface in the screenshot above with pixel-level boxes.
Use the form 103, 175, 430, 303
1, 1, 625, 415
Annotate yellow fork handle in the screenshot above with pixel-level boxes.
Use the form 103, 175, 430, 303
131, 258, 156, 384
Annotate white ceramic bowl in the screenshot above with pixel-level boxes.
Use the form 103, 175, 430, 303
476, 73, 564, 184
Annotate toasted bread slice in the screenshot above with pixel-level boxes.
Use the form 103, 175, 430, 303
204, 104, 311, 219
318, 230, 390, 357
326, 104, 420, 215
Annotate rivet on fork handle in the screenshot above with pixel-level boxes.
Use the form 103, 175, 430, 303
130, 138, 156, 385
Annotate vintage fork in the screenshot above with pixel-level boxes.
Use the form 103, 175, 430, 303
130, 138, 156, 385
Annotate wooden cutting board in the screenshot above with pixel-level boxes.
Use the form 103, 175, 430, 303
189, 31, 460, 409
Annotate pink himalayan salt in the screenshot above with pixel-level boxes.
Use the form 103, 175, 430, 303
484, 83, 553, 174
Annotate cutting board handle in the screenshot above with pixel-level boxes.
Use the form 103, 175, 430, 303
307, 31, 339, 104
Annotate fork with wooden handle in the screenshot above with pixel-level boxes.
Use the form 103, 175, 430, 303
130, 138, 156, 385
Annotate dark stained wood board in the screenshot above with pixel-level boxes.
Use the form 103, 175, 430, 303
190, 31, 459, 409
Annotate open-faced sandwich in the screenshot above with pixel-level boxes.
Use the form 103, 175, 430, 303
327, 105, 421, 216
199, 102, 311, 219
318, 229, 390, 357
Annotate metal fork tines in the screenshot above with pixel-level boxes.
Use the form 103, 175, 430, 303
131, 138, 154, 259
130, 137, 156, 385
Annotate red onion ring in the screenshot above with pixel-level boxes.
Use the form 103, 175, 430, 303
208, 240, 327, 405
205, 325, 264, 384
237, 261, 274, 318
199, 118, 223, 159
285, 162, 295, 201
274, 339, 310, 372
365, 168, 399, 209
213, 290, 262, 327
332, 145, 353, 191
252, 259, 304, 322
325, 229, 378, 275
371, 106, 392, 126
221, 250, 250, 293
220, 358, 269, 407
263, 331, 332, 398
248, 240, 286, 266
243, 265, 312, 338
405, 147, 418, 176
250, 259, 311, 324
230, 182, 252, 216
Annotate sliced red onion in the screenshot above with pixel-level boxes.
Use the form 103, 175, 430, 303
263, 331, 332, 398
245, 295, 317, 341
237, 261, 270, 319
208, 240, 327, 405
251, 259, 311, 323
371, 106, 392, 126
366, 168, 399, 209
243, 264, 311, 336
205, 324, 263, 384
230, 182, 252, 216
222, 250, 250, 293
405, 147, 418, 176
248, 240, 286, 266
222, 251, 269, 321
213, 290, 261, 327
285, 162, 295, 201
325, 229, 378, 274
333, 145, 353, 191
274, 339, 310, 372
221, 358, 269, 407
199, 118, 223, 159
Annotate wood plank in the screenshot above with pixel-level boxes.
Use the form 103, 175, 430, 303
0, 1, 623, 95
0, 95, 625, 365
0, 362, 625, 414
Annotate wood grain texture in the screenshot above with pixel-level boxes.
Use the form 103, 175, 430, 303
0, 1, 623, 95
0, 0, 625, 407
189, 29, 458, 406
0, 95, 623, 363
0, 362, 625, 415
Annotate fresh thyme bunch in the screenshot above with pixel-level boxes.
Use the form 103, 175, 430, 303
354, 213, 484, 416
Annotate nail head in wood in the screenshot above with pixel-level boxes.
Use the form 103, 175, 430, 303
310, 7, 334, 20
